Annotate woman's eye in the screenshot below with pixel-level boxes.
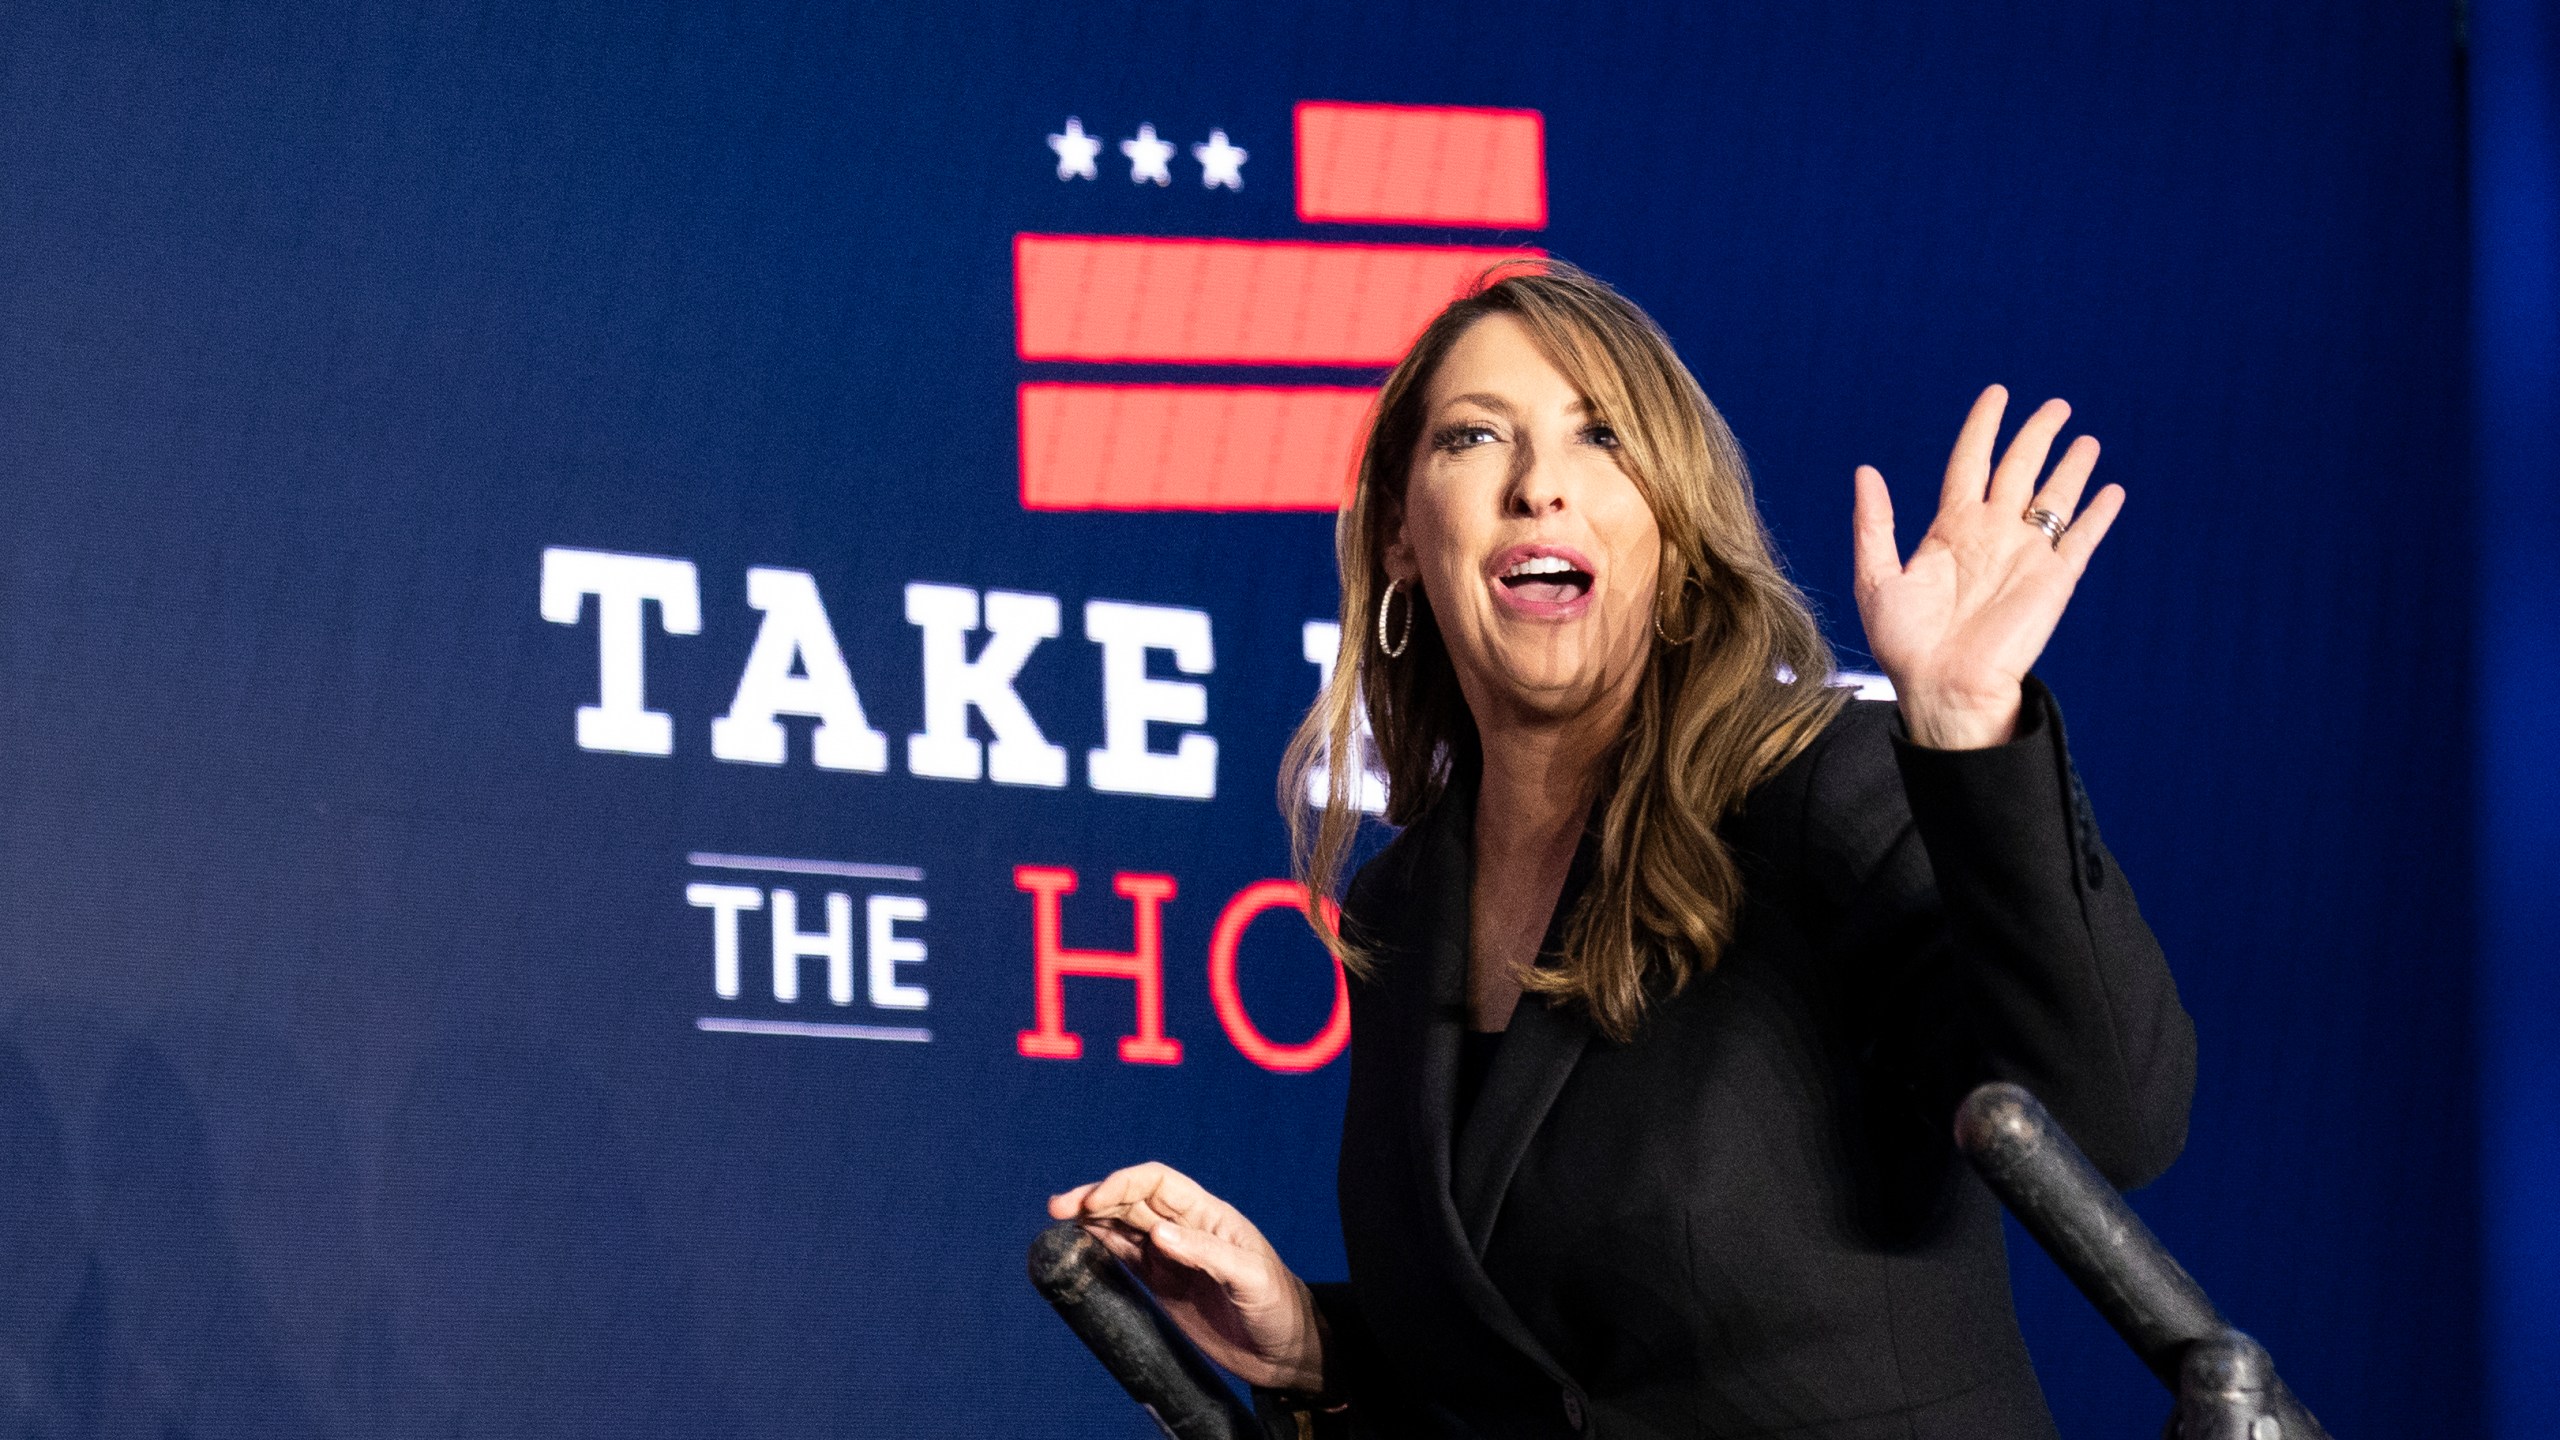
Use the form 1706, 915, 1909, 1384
1585, 424, 1622, 450
1433, 423, 1499, 451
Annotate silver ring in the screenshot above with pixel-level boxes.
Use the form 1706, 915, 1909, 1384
2022, 507, 2068, 548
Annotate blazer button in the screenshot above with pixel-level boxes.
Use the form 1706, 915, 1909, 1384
1561, 1390, 1585, 1430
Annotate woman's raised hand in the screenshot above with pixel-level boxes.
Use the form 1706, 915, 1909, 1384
1851, 385, 2124, 750
1047, 1162, 1327, 1393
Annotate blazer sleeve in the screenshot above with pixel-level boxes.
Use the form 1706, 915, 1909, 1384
1247, 1282, 1426, 1439
1814, 676, 2197, 1189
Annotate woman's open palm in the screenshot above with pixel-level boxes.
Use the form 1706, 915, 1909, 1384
1852, 385, 2123, 748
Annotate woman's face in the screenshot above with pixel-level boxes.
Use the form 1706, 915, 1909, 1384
1385, 312, 1663, 729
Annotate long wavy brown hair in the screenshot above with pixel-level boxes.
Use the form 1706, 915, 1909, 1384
1279, 260, 1846, 1042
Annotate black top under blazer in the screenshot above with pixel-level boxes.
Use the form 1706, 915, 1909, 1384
1307, 680, 2197, 1440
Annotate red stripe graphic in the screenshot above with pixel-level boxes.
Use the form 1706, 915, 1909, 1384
1015, 235, 1538, 366
1294, 102, 1547, 229
1019, 383, 1373, 511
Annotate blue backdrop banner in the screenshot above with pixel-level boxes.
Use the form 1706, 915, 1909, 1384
0, 3, 2479, 1436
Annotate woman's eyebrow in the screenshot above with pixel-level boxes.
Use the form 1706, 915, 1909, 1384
1437, 392, 1596, 417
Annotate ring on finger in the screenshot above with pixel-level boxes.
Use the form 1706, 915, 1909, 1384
2022, 506, 2068, 549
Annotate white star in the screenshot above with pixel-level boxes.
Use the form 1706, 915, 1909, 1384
1120, 123, 1175, 186
1048, 117, 1101, 181
1192, 129, 1247, 190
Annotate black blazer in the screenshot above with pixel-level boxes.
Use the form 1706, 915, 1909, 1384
1305, 681, 2196, 1440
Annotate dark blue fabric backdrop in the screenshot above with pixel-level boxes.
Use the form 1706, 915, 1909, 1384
2475, 0, 2560, 1432
0, 2, 2488, 1436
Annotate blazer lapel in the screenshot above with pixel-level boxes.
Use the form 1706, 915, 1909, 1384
1371, 771, 1586, 1389
1451, 993, 1593, 1255
1394, 789, 1471, 1270
1450, 827, 1600, 1255
1384, 772, 1486, 1288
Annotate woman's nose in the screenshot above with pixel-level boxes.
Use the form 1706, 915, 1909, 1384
1506, 447, 1569, 516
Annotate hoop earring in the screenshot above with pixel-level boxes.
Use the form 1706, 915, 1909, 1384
1377, 580, 1413, 659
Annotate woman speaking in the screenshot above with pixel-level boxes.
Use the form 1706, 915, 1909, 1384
1047, 262, 2195, 1439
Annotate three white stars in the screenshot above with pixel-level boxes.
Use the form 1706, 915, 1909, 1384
1048, 119, 1245, 188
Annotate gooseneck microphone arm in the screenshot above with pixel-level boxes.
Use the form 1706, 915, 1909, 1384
1027, 1220, 1263, 1440
1953, 1082, 2330, 1439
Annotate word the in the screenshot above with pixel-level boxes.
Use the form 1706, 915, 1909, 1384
686, 882, 929, 1011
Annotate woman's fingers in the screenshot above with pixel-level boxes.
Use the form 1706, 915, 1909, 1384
1989, 399, 2072, 512
1099, 1163, 1210, 1230
1151, 1219, 1264, 1294
1072, 1160, 1181, 1218
1054, 1160, 1234, 1239
1852, 465, 1903, 595
1079, 1209, 1261, 1301
2054, 483, 2126, 569
2025, 433, 2101, 530
1939, 384, 2009, 513
1085, 1219, 1148, 1266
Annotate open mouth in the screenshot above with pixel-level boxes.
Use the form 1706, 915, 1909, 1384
1497, 553, 1595, 606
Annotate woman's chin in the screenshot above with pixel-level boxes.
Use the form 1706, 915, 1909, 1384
1479, 658, 1632, 721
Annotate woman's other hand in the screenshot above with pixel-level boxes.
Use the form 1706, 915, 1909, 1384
1851, 384, 2124, 749
1047, 1162, 1328, 1392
